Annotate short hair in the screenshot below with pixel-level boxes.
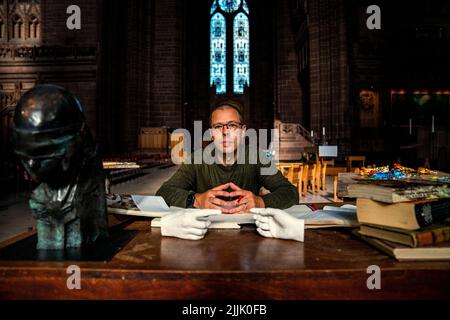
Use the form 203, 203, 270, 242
209, 100, 244, 126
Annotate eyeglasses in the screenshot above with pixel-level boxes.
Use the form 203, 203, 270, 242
211, 121, 242, 131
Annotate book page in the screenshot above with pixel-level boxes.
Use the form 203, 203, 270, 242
284, 204, 314, 218
131, 195, 170, 212
303, 209, 358, 226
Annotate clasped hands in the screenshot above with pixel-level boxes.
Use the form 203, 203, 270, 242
194, 182, 265, 214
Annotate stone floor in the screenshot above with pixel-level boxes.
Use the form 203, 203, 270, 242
0, 165, 340, 242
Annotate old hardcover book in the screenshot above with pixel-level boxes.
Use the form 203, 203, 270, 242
353, 230, 450, 261
356, 198, 450, 230
347, 180, 450, 203
358, 223, 450, 247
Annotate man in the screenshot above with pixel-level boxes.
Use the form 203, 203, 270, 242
156, 101, 299, 214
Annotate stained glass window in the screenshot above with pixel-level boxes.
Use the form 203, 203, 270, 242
243, 0, 249, 14
210, 13, 226, 94
219, 0, 241, 13
233, 12, 249, 94
210, 0, 249, 95
210, 0, 217, 14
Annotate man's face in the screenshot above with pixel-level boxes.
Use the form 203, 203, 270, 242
210, 107, 246, 155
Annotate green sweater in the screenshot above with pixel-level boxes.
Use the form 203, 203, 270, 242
156, 147, 299, 209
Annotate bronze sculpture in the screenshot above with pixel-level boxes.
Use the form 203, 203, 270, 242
11, 84, 109, 250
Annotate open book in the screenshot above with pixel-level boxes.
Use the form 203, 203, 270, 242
107, 194, 358, 229
285, 204, 358, 228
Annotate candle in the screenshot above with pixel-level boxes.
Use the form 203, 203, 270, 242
409, 119, 412, 135
311, 130, 314, 137
432, 115, 435, 133
322, 127, 326, 136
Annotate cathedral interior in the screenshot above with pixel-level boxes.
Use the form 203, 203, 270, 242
0, 0, 450, 302
0, 0, 450, 202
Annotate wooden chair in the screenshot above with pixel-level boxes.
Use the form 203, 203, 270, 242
301, 164, 309, 196
287, 164, 295, 184
289, 163, 301, 186
321, 162, 327, 192
277, 163, 306, 198
333, 176, 338, 202
316, 162, 323, 192
307, 163, 317, 193
277, 163, 291, 180
295, 164, 304, 198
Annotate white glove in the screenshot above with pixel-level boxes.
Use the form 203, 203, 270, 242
250, 208, 304, 242
160, 209, 221, 240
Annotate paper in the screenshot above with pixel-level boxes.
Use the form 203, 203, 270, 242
131, 195, 170, 213
197, 213, 255, 224
151, 217, 242, 229
302, 209, 358, 227
284, 204, 314, 219
322, 204, 357, 212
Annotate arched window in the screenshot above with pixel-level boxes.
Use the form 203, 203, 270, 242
210, 0, 250, 95
12, 15, 24, 39
28, 15, 39, 39
0, 18, 4, 39
233, 13, 249, 94
210, 13, 226, 94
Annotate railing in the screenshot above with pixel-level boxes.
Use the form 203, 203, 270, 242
297, 123, 313, 144
277, 121, 312, 144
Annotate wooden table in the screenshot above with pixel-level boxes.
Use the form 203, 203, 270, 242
0, 219, 449, 300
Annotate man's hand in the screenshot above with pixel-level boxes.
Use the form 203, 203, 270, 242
194, 183, 233, 210
250, 208, 304, 242
225, 182, 265, 214
161, 209, 221, 240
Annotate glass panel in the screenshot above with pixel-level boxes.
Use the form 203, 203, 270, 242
233, 13, 250, 94
210, 13, 226, 94
243, 0, 249, 14
210, 0, 218, 14
219, 0, 241, 13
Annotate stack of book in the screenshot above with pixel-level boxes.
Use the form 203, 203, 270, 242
349, 178, 450, 261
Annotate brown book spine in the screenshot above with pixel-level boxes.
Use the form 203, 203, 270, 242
415, 232, 433, 246
432, 227, 450, 243
414, 225, 450, 246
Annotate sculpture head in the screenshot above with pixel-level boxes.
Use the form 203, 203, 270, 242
12, 84, 87, 187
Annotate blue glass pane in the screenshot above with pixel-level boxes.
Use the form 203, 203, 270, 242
243, 0, 249, 14
210, 0, 218, 14
210, 13, 226, 94
219, 0, 241, 13
233, 13, 249, 94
